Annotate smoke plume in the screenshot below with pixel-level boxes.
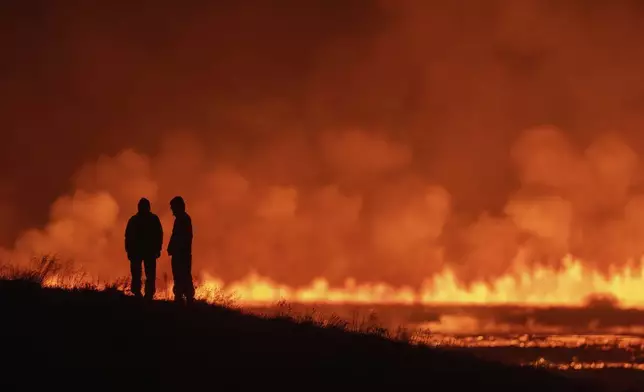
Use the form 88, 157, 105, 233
4, 1, 644, 288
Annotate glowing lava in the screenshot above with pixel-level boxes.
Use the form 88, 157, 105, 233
185, 254, 644, 307
35, 254, 644, 307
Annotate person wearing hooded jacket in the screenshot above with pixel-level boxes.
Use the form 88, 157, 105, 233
125, 198, 163, 299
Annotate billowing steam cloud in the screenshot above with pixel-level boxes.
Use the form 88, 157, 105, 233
4, 126, 644, 288
3, 1, 644, 288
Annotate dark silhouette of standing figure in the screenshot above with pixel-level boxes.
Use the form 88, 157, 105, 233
168, 196, 195, 303
125, 198, 163, 299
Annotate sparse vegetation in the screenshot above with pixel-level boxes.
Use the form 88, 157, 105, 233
0, 255, 238, 305
0, 258, 606, 391
0, 254, 65, 284
268, 299, 408, 340
0, 256, 402, 337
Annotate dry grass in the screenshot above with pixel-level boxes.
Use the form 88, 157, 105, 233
270, 298, 418, 342
0, 255, 65, 284
0, 254, 420, 342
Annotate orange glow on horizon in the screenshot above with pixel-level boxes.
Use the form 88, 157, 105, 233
41, 254, 644, 308
194, 254, 644, 307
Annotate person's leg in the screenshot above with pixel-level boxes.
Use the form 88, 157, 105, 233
171, 256, 183, 302
184, 254, 195, 302
143, 258, 156, 300
129, 259, 142, 297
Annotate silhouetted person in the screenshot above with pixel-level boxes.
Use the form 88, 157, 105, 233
125, 198, 163, 300
168, 196, 195, 303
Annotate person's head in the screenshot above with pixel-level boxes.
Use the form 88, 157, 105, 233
170, 196, 186, 216
137, 198, 151, 214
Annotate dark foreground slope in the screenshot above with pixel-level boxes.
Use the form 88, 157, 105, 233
0, 280, 603, 391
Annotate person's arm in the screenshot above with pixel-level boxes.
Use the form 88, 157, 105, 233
186, 215, 193, 246
167, 219, 176, 256
170, 215, 192, 254
124, 217, 133, 258
180, 215, 193, 253
155, 215, 163, 257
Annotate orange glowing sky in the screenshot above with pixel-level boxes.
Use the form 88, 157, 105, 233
4, 1, 644, 305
